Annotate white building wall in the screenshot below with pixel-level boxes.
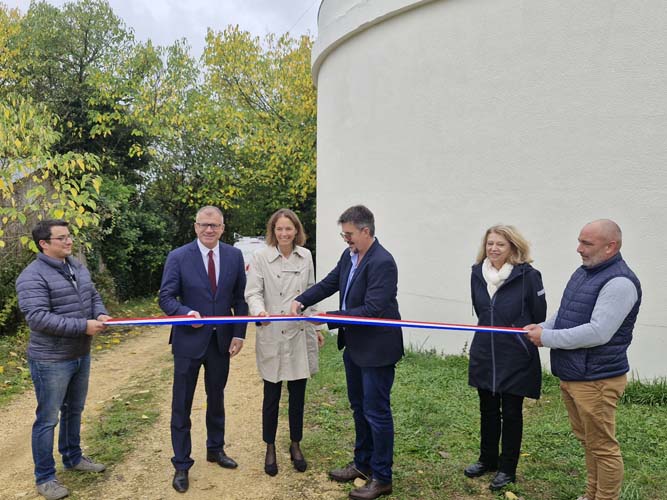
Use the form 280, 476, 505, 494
312, 0, 667, 379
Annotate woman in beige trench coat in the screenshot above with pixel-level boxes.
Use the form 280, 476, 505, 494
245, 208, 324, 477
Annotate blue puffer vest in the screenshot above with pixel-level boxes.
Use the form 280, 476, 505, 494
550, 253, 641, 381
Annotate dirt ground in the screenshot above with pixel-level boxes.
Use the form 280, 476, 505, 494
1, 327, 347, 500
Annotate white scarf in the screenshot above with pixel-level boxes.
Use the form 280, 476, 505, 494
482, 258, 513, 298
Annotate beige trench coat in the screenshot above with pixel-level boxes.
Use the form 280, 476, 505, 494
244, 245, 320, 383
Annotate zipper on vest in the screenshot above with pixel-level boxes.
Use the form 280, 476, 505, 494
490, 294, 497, 394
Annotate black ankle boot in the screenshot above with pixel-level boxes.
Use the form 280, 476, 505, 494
289, 442, 307, 472
264, 443, 278, 476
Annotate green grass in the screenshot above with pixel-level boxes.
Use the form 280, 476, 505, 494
304, 336, 667, 500
63, 366, 170, 498
0, 296, 162, 407
622, 377, 667, 406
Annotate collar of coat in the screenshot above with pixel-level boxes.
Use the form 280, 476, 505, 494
266, 245, 309, 263
37, 252, 79, 270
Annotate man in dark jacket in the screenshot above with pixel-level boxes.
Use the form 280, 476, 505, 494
16, 220, 110, 500
291, 205, 403, 500
158, 206, 248, 493
525, 219, 641, 500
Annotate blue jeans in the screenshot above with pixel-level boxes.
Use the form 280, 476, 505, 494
29, 354, 91, 485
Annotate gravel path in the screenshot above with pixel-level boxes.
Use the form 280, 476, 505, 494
1, 327, 346, 500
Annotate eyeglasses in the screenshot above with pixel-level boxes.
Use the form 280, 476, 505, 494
340, 227, 368, 240
196, 223, 224, 230
46, 235, 73, 242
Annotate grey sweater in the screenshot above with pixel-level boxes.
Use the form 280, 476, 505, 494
16, 253, 108, 361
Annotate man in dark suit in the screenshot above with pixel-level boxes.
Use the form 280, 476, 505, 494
291, 205, 403, 500
159, 206, 248, 493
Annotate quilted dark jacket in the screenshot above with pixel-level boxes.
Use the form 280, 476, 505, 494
16, 253, 108, 361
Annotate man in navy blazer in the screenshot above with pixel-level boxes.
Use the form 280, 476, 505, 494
291, 205, 403, 500
159, 206, 248, 493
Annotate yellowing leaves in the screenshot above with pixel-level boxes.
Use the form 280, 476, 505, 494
0, 95, 102, 250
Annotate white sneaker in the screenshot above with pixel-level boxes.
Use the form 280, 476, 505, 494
36, 479, 69, 500
67, 455, 106, 472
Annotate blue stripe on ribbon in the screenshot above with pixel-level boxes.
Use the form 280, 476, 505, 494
104, 314, 525, 334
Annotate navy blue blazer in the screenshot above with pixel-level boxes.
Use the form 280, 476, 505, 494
159, 239, 248, 359
296, 238, 404, 368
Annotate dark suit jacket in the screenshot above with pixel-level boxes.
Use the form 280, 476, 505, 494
296, 238, 403, 367
159, 239, 248, 359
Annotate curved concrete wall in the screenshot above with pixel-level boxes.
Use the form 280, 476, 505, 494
312, 0, 667, 379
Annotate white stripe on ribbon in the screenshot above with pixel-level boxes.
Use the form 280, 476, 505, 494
104, 313, 525, 334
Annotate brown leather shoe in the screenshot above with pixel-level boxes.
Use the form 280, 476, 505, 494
348, 478, 393, 500
329, 462, 371, 483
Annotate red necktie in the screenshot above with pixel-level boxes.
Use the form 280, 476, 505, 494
207, 250, 217, 295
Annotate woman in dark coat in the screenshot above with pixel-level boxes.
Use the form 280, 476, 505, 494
465, 225, 547, 491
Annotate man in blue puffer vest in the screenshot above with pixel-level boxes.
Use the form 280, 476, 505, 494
525, 219, 641, 500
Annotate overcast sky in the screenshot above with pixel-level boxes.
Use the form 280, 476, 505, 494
4, 0, 320, 56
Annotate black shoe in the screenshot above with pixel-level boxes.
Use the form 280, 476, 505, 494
463, 461, 497, 478
489, 471, 516, 490
206, 450, 238, 469
289, 442, 307, 472
264, 443, 278, 477
172, 470, 189, 493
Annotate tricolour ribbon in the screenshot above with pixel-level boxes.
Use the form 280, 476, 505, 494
104, 313, 525, 335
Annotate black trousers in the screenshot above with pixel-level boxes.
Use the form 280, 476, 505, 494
477, 388, 524, 475
262, 378, 307, 444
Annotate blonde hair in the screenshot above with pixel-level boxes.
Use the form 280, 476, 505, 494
265, 208, 307, 247
475, 224, 533, 265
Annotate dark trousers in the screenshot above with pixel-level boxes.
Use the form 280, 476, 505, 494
262, 378, 307, 444
171, 333, 230, 471
343, 349, 395, 484
477, 388, 524, 474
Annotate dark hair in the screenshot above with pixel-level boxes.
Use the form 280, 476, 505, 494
32, 219, 69, 252
338, 205, 375, 236
265, 208, 307, 247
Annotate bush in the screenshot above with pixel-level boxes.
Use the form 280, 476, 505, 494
0, 249, 33, 336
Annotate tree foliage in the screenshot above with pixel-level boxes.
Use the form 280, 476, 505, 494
200, 27, 317, 239
0, 0, 318, 315
0, 93, 102, 251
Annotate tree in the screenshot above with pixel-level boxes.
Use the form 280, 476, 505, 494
0, 93, 102, 251
168, 27, 318, 241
